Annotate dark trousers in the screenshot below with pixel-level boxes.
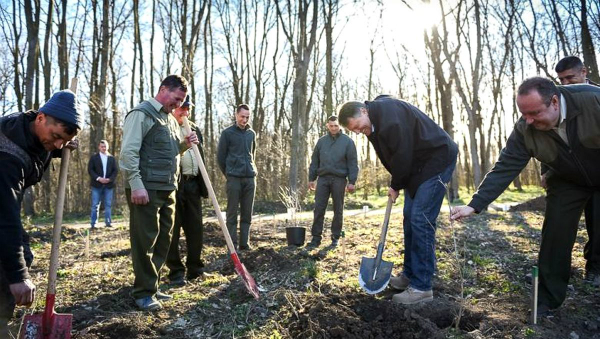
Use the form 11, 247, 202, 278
126, 188, 176, 299
0, 239, 33, 336
226, 176, 256, 248
539, 176, 598, 308
583, 192, 600, 274
310, 176, 347, 243
166, 177, 204, 280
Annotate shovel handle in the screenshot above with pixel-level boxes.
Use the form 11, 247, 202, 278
181, 117, 237, 254
47, 78, 78, 295
373, 197, 394, 268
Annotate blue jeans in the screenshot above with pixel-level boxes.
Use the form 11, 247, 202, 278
91, 186, 114, 226
402, 161, 456, 291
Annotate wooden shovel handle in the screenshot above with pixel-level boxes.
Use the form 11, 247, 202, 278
181, 117, 237, 254
47, 78, 77, 295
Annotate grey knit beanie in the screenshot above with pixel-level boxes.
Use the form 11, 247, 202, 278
39, 90, 82, 129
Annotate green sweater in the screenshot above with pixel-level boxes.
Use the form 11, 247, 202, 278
308, 131, 358, 184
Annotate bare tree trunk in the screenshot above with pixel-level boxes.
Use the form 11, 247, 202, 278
581, 0, 600, 83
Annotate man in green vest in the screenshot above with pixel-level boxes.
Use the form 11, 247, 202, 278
120, 75, 198, 311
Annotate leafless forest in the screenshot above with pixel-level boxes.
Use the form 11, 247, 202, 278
1, 0, 599, 216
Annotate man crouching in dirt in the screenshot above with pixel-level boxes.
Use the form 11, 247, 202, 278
338, 95, 458, 304
0, 91, 81, 336
451, 77, 600, 318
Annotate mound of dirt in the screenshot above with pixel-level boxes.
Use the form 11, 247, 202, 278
509, 195, 546, 212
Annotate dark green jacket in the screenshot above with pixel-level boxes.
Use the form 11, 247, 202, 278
308, 131, 358, 184
469, 84, 600, 212
217, 124, 257, 178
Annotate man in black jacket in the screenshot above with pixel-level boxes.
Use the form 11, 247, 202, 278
217, 104, 257, 251
452, 77, 600, 316
338, 96, 458, 304
0, 90, 81, 336
307, 115, 359, 248
88, 140, 118, 228
166, 96, 209, 285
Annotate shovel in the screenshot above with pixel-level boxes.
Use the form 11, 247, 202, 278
181, 117, 259, 299
358, 196, 394, 294
20, 78, 78, 339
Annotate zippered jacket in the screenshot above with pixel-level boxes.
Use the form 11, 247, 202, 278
469, 84, 600, 212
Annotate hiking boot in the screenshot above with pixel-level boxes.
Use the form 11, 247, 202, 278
155, 291, 173, 301
392, 287, 433, 305
389, 274, 410, 290
306, 240, 320, 249
135, 296, 162, 311
584, 271, 600, 287
330, 239, 339, 247
169, 276, 187, 287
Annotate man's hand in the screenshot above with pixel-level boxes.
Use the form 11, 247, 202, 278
346, 184, 356, 193
450, 206, 476, 221
308, 181, 316, 191
98, 178, 110, 184
131, 188, 149, 205
65, 138, 79, 150
185, 132, 199, 147
388, 187, 399, 202
9, 279, 36, 307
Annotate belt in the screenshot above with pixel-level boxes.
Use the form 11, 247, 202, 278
182, 174, 197, 181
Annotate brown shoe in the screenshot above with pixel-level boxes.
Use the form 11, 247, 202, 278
392, 287, 433, 305
389, 274, 410, 290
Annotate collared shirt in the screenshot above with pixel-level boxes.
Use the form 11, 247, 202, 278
554, 94, 568, 145
99, 152, 108, 178
121, 98, 180, 191
179, 126, 198, 176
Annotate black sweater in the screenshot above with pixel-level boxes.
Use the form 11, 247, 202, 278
366, 97, 458, 198
0, 112, 58, 284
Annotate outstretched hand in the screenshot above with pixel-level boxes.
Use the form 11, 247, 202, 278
450, 205, 475, 221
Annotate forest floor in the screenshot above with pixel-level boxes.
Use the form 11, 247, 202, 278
7, 197, 600, 339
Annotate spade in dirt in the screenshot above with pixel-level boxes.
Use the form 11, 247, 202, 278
181, 117, 259, 299
359, 196, 394, 294
20, 78, 79, 339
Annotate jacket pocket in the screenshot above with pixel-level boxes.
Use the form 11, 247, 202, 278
146, 158, 173, 183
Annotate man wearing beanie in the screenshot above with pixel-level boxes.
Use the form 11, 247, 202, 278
166, 95, 209, 286
0, 90, 81, 336
120, 75, 198, 311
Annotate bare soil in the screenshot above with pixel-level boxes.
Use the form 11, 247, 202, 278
7, 207, 600, 338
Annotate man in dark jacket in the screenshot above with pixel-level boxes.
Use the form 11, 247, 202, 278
166, 96, 209, 286
452, 77, 600, 316
307, 115, 358, 248
339, 96, 458, 304
217, 104, 257, 251
88, 139, 118, 228
553, 56, 600, 286
0, 90, 81, 336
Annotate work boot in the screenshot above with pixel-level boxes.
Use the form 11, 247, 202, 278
306, 239, 320, 249
392, 287, 433, 305
389, 274, 410, 290
584, 271, 600, 287
135, 296, 162, 311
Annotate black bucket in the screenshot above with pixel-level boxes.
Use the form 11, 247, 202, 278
285, 227, 306, 246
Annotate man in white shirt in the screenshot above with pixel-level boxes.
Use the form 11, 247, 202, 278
88, 140, 118, 228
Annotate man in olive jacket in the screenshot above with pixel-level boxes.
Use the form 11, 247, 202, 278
217, 104, 257, 250
452, 77, 600, 315
120, 75, 198, 311
307, 115, 358, 248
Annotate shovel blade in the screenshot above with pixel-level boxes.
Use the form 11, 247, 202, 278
231, 253, 260, 300
358, 256, 393, 294
20, 312, 72, 339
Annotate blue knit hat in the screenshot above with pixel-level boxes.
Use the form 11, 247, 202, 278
40, 90, 82, 129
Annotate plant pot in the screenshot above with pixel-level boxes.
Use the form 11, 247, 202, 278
285, 226, 306, 246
